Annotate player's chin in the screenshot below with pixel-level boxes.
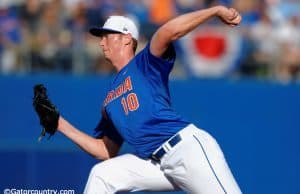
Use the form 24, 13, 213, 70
103, 52, 110, 60
104, 56, 112, 64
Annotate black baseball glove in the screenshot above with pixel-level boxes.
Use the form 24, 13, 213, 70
33, 84, 59, 141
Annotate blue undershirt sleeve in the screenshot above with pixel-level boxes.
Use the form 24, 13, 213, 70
94, 116, 124, 146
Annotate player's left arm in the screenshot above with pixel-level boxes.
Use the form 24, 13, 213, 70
150, 5, 242, 57
58, 117, 121, 160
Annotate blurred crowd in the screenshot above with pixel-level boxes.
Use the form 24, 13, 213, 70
0, 0, 300, 82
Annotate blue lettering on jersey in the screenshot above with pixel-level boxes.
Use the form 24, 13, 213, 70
95, 43, 190, 159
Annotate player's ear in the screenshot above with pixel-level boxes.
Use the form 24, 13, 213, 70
123, 34, 132, 46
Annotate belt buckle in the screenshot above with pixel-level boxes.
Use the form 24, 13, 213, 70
151, 146, 166, 162
151, 134, 182, 162
151, 154, 160, 162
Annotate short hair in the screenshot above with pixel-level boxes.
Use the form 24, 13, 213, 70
132, 39, 138, 53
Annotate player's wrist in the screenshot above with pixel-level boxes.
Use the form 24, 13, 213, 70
57, 116, 65, 132
214, 5, 228, 17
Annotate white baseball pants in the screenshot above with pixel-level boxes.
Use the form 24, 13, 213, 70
84, 124, 242, 194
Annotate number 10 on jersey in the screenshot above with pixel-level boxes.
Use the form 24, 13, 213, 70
121, 93, 139, 115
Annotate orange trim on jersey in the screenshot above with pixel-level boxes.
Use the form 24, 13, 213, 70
103, 76, 134, 107
124, 76, 133, 93
115, 84, 124, 98
127, 93, 139, 111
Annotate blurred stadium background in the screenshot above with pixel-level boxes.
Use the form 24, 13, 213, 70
1, 0, 300, 193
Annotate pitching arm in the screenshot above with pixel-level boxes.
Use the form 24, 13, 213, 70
57, 117, 120, 160
150, 5, 242, 57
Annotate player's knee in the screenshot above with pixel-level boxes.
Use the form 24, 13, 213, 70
89, 162, 111, 180
87, 163, 118, 192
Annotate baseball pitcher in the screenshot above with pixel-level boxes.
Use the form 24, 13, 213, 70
33, 5, 242, 194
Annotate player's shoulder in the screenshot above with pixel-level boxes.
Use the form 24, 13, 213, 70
135, 42, 167, 61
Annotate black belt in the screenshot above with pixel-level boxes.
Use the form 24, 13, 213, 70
150, 133, 182, 162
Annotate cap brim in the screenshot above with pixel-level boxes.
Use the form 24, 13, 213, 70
89, 27, 122, 37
